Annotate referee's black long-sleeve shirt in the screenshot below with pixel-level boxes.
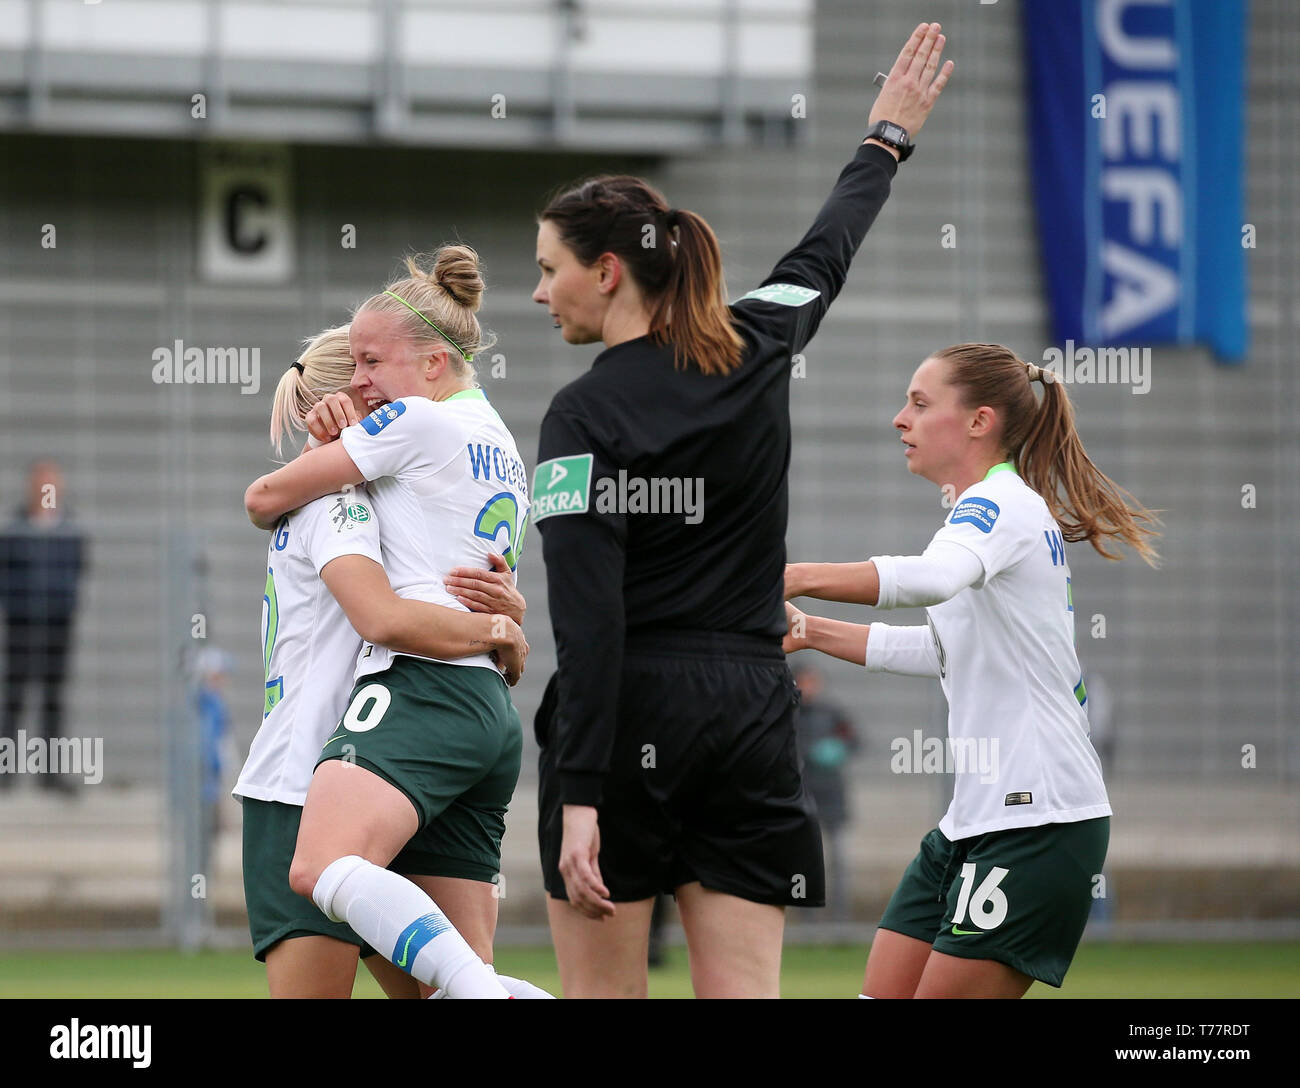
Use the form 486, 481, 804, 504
535, 142, 898, 806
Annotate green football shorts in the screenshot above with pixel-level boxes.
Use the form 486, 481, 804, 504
317, 656, 522, 884
240, 796, 371, 962
877, 817, 1110, 987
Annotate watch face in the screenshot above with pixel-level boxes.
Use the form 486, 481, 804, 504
883, 123, 905, 142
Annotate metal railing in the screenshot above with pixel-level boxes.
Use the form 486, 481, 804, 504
4, 0, 812, 150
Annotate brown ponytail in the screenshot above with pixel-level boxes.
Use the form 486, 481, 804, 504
540, 177, 744, 376
935, 343, 1161, 566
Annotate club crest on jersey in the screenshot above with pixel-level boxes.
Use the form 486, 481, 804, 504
360, 401, 406, 435
330, 497, 371, 532
531, 453, 593, 522
738, 282, 821, 307
950, 496, 1000, 534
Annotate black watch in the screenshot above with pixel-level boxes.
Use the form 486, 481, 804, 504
864, 120, 915, 162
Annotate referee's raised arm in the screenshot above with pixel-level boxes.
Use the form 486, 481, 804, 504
733, 22, 954, 358
528, 21, 955, 994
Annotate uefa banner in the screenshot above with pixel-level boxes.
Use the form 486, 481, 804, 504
1022, 0, 1248, 362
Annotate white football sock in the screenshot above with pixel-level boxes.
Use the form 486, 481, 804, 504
427, 969, 554, 1000
493, 969, 555, 999
313, 855, 509, 999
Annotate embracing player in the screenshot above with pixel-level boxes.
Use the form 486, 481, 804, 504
235, 324, 528, 997
246, 246, 543, 998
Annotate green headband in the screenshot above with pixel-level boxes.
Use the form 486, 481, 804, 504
383, 290, 474, 362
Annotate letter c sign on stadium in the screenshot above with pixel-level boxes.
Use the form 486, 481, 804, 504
199, 143, 296, 283
1022, 0, 1247, 362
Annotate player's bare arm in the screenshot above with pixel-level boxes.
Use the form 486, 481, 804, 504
245, 440, 365, 530
785, 560, 881, 606
783, 601, 871, 665
319, 555, 528, 684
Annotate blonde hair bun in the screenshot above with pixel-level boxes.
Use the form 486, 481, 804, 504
405, 245, 486, 312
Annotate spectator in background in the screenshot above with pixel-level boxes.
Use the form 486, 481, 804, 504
0, 461, 87, 793
793, 665, 860, 923
194, 647, 233, 880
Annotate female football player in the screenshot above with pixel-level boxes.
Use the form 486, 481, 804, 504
234, 324, 527, 998
245, 245, 533, 998
784, 342, 1159, 997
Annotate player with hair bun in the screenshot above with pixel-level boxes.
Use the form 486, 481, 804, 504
245, 245, 544, 998
784, 342, 1159, 998
236, 323, 528, 998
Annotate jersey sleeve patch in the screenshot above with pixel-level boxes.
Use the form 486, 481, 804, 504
360, 400, 406, 435
531, 453, 593, 522
328, 495, 373, 532
949, 496, 1001, 534
737, 283, 821, 307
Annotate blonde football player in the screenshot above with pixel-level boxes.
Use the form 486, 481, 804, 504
245, 246, 536, 998
235, 325, 527, 998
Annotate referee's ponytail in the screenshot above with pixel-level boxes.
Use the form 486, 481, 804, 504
540, 177, 744, 376
935, 343, 1161, 566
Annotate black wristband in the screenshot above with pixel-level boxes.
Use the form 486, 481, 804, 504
864, 120, 915, 162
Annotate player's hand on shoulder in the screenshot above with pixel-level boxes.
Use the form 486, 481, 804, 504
446, 553, 526, 625
305, 391, 362, 443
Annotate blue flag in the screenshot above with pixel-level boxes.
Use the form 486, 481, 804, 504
1022, 0, 1248, 362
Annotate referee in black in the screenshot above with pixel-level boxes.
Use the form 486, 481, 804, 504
530, 23, 953, 998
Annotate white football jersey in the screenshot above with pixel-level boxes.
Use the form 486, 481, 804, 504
340, 390, 530, 679
869, 465, 1111, 840
232, 489, 382, 805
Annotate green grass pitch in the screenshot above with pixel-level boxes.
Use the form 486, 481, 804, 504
0, 942, 1295, 998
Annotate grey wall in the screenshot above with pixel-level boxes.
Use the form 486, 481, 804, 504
0, 0, 1294, 802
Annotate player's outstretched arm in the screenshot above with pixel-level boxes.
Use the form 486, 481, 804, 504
320, 556, 528, 684
788, 542, 984, 611
785, 560, 881, 606
784, 602, 871, 666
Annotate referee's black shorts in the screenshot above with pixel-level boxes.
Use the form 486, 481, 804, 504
536, 630, 826, 908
